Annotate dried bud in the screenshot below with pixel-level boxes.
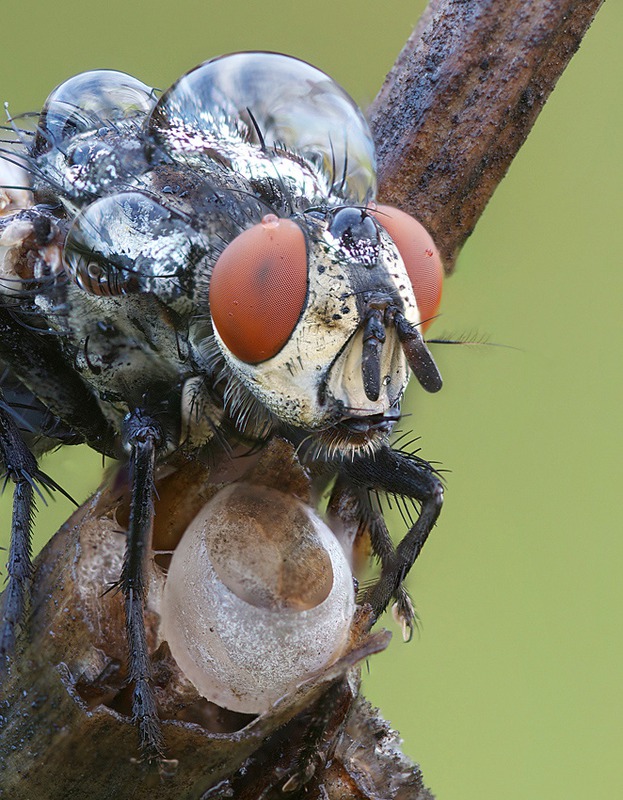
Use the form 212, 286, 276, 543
161, 481, 355, 713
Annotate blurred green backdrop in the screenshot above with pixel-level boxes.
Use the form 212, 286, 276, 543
1, 2, 621, 797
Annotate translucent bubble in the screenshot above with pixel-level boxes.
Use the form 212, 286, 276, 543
160, 482, 355, 714
149, 52, 376, 204
34, 70, 156, 155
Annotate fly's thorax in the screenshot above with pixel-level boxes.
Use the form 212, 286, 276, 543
147, 52, 376, 207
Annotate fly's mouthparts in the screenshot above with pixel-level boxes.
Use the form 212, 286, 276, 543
361, 307, 386, 402
341, 407, 400, 434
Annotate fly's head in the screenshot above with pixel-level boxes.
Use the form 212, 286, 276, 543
208, 201, 444, 459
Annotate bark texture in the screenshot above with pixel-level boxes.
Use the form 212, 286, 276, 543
369, 0, 604, 271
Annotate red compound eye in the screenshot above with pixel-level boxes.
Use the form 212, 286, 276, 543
209, 215, 308, 363
370, 204, 443, 332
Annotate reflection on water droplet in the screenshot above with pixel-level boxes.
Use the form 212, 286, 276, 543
34, 70, 156, 155
261, 213, 280, 229
148, 52, 376, 204
64, 192, 199, 298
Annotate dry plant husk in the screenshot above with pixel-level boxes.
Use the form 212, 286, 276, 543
0, 440, 432, 799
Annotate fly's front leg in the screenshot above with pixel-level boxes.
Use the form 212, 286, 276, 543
0, 396, 37, 657
328, 477, 417, 638
121, 409, 165, 761
338, 445, 444, 636
0, 391, 70, 656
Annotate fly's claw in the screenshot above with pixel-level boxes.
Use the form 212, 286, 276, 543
392, 590, 419, 643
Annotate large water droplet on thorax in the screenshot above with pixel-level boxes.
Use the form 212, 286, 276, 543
148, 52, 376, 204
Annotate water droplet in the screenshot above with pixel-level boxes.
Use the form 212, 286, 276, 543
63, 192, 200, 298
261, 213, 280, 229
34, 70, 156, 155
160, 483, 355, 713
148, 52, 376, 204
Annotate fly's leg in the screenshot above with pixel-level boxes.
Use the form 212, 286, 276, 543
0, 308, 116, 457
0, 398, 37, 657
0, 393, 68, 656
338, 445, 444, 635
329, 477, 418, 638
121, 409, 165, 761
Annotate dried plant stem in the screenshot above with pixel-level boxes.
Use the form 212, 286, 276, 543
369, 0, 604, 271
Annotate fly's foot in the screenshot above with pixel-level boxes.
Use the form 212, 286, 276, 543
392, 587, 418, 642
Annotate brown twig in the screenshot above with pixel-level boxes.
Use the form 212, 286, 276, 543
369, 0, 604, 272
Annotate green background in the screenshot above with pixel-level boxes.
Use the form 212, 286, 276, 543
1, 2, 621, 797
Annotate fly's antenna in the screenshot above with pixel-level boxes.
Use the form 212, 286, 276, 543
427, 332, 518, 351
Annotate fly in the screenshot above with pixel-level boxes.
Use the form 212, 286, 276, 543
0, 52, 445, 760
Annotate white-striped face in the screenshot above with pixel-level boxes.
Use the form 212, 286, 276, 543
208, 204, 444, 453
